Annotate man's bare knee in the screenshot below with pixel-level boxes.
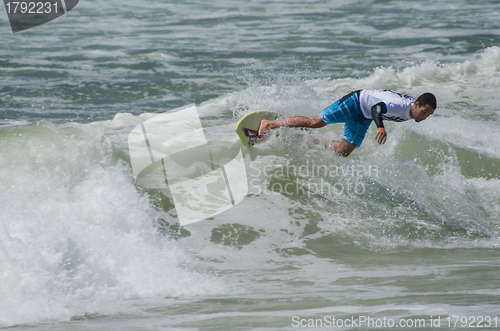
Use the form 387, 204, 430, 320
334, 139, 356, 157
338, 150, 352, 157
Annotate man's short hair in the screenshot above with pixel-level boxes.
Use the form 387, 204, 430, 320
416, 93, 437, 109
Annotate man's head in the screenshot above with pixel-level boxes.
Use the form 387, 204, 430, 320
410, 92, 436, 122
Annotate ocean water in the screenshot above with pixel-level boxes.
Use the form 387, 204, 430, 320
1, 0, 500, 330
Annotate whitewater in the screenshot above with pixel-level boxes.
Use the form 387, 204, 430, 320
1, 0, 500, 330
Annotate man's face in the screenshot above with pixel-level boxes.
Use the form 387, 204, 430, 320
411, 102, 435, 122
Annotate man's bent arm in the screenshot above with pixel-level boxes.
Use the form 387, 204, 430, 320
371, 102, 388, 145
371, 102, 386, 129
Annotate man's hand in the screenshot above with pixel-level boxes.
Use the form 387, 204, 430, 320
375, 127, 387, 145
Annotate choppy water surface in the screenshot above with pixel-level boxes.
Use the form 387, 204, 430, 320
1, 0, 500, 330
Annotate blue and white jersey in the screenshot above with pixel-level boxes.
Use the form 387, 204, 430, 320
359, 89, 415, 122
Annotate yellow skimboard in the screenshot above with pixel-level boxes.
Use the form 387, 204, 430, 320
235, 110, 285, 147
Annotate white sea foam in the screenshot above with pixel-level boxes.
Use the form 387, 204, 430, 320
0, 122, 225, 327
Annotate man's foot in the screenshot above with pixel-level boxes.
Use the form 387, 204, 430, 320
244, 128, 260, 138
258, 119, 272, 137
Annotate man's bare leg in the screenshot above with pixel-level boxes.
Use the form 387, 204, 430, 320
258, 115, 326, 136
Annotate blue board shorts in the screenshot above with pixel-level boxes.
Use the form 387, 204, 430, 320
318, 90, 372, 147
